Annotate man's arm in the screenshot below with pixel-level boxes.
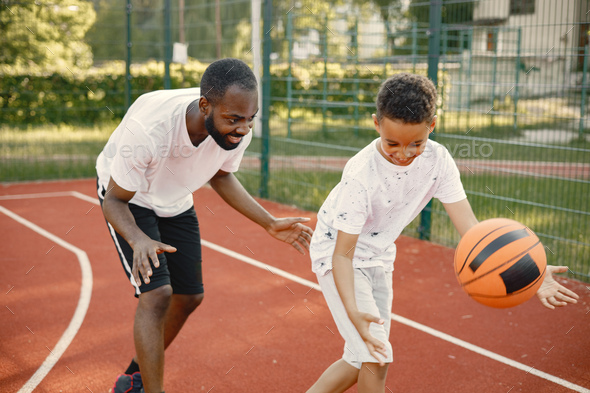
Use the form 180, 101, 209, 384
443, 198, 578, 309
209, 170, 313, 254
102, 177, 176, 285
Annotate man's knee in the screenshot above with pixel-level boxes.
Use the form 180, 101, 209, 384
178, 293, 204, 315
138, 285, 174, 317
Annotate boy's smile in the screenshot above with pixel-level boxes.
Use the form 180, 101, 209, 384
373, 115, 436, 166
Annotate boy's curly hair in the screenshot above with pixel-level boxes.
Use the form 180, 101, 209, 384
376, 73, 437, 124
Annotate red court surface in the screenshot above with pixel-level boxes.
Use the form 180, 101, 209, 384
1, 178, 589, 393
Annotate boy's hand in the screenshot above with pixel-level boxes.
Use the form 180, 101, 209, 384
348, 310, 387, 366
536, 265, 579, 309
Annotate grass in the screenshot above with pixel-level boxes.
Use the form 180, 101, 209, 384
261, 108, 590, 162
2, 118, 588, 281
236, 169, 590, 281
0, 123, 115, 181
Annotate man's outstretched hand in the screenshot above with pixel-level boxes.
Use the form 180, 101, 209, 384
267, 217, 314, 254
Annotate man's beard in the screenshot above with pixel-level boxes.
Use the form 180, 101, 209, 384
205, 113, 241, 151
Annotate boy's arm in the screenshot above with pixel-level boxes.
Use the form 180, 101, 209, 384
443, 198, 579, 309
332, 230, 387, 365
442, 198, 478, 236
209, 170, 313, 254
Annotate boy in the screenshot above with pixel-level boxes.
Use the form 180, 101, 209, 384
306, 73, 579, 393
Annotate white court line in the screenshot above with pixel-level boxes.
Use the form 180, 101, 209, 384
391, 314, 590, 393
202, 240, 589, 393
4, 191, 589, 392
0, 205, 93, 393
0, 191, 74, 200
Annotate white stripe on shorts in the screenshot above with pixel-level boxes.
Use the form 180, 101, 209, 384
98, 184, 141, 296
106, 221, 141, 296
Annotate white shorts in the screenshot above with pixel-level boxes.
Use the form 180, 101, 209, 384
317, 266, 394, 369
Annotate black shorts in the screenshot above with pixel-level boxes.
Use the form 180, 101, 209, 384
98, 182, 203, 297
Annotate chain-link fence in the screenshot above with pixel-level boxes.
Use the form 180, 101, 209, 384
244, 0, 590, 280
1, 0, 589, 280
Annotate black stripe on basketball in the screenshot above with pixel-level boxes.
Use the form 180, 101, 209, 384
458, 224, 512, 275
460, 241, 541, 288
469, 228, 530, 273
466, 265, 546, 299
499, 253, 541, 294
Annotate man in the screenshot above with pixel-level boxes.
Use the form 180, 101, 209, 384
96, 58, 313, 393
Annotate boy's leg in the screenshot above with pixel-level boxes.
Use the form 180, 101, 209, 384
358, 362, 389, 393
356, 267, 393, 393
310, 268, 393, 392
306, 359, 359, 393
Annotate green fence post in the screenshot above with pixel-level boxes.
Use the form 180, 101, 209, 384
412, 21, 418, 74
125, 0, 132, 110
441, 26, 447, 131
287, 10, 293, 138
458, 31, 464, 111
260, 0, 272, 199
420, 0, 442, 241
490, 27, 498, 127
580, 44, 588, 137
163, 0, 172, 89
322, 15, 328, 136
353, 17, 359, 137
513, 27, 521, 132
466, 29, 473, 112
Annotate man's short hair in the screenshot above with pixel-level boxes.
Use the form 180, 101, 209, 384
376, 73, 437, 124
201, 58, 258, 105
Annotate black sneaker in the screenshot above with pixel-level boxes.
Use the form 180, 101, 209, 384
111, 372, 143, 393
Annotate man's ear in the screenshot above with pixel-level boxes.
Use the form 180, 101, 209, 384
199, 96, 211, 115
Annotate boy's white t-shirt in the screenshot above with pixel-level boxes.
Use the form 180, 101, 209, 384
96, 87, 252, 217
310, 138, 466, 276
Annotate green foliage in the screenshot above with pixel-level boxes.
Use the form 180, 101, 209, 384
86, 0, 252, 63
2, 60, 434, 126
0, 1, 96, 68
0, 60, 209, 125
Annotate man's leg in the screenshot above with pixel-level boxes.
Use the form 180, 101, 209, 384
163, 293, 204, 346
131, 292, 205, 363
129, 292, 204, 393
133, 205, 204, 392
134, 285, 173, 393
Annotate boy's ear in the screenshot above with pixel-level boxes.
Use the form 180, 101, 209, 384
372, 114, 380, 132
428, 115, 437, 133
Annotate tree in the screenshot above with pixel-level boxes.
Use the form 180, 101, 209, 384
86, 0, 252, 63
0, 0, 96, 68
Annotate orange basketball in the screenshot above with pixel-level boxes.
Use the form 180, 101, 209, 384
454, 218, 547, 308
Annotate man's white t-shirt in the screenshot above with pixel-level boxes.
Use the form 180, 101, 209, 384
96, 87, 252, 217
310, 138, 467, 276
